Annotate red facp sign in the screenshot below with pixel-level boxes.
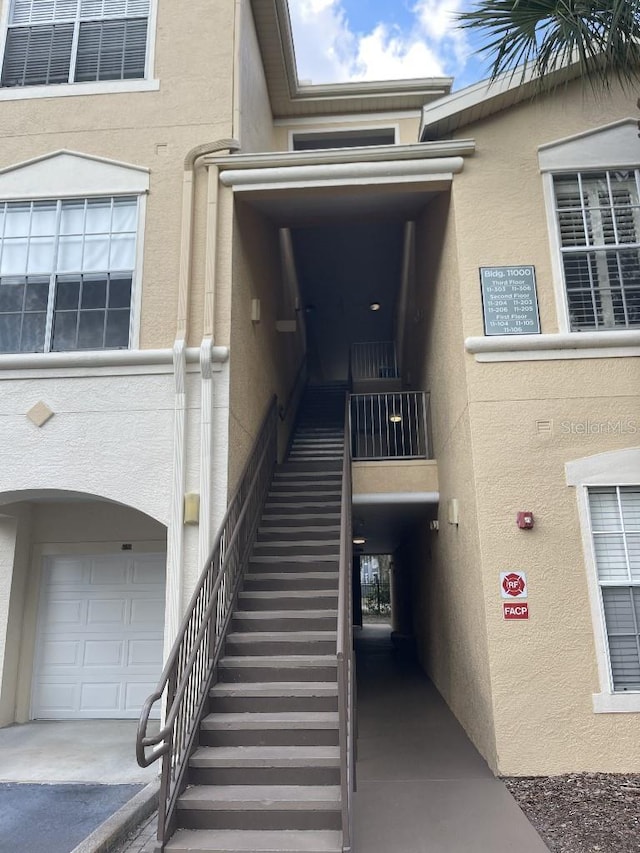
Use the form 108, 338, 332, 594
503, 602, 529, 620
501, 572, 527, 598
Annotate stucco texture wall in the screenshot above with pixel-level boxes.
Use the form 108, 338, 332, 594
227, 200, 305, 490
401, 191, 499, 770
449, 80, 640, 774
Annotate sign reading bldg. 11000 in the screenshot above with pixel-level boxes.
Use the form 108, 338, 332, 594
480, 266, 541, 336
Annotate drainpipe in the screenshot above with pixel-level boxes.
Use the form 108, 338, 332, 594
166, 139, 239, 655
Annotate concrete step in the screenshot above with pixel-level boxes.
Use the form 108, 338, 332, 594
259, 514, 340, 527
263, 491, 341, 502
249, 554, 339, 565
243, 571, 339, 591
199, 711, 339, 747
164, 828, 342, 852
263, 499, 341, 511
209, 682, 338, 714
189, 744, 340, 786
252, 544, 340, 559
257, 525, 340, 536
232, 610, 338, 632
218, 655, 337, 683
248, 558, 339, 573
225, 631, 336, 656
238, 590, 338, 610
177, 785, 341, 831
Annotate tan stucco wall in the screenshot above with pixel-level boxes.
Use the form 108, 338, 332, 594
0, 0, 238, 349
237, 0, 277, 152
227, 200, 305, 490
441, 80, 640, 774
352, 460, 438, 496
402, 191, 499, 770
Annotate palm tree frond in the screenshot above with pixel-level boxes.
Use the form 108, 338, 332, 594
458, 0, 640, 91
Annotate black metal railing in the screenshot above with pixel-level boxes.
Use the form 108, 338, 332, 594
337, 396, 355, 852
350, 391, 430, 460
136, 397, 278, 848
350, 341, 399, 381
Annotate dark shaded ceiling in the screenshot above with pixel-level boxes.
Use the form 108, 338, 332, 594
292, 221, 404, 382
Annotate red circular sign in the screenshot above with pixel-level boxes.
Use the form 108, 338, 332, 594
502, 572, 526, 597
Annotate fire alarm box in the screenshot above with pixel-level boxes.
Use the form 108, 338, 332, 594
517, 511, 534, 529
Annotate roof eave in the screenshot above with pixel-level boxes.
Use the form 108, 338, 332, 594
420, 61, 584, 141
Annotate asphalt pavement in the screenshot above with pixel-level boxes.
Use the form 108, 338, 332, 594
0, 782, 143, 853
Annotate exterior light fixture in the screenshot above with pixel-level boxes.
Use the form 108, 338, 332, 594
389, 414, 402, 423
353, 536, 366, 545
369, 302, 381, 311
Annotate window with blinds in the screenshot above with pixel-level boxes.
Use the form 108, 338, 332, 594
1, 0, 149, 87
588, 486, 640, 691
0, 196, 137, 352
553, 171, 640, 331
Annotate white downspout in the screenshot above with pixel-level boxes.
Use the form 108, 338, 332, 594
165, 139, 238, 656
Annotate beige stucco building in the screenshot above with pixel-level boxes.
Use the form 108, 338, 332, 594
0, 0, 639, 800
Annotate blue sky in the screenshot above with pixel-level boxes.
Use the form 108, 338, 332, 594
288, 0, 492, 90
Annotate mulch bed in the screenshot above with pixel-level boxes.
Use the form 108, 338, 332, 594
503, 774, 640, 853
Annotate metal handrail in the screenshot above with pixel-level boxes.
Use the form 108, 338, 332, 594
350, 341, 399, 381
350, 391, 429, 460
337, 396, 355, 852
136, 396, 278, 848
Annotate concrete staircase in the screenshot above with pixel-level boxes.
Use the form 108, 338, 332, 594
165, 385, 348, 853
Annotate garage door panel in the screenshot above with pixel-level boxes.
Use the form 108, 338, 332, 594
44, 599, 85, 626
89, 557, 128, 584
130, 598, 164, 625
132, 557, 166, 584
48, 559, 86, 585
34, 682, 79, 714
80, 682, 122, 713
87, 598, 127, 624
83, 639, 124, 667
127, 638, 163, 667
40, 640, 81, 667
124, 681, 159, 712
33, 553, 166, 720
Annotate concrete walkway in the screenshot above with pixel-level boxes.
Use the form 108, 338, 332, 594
352, 623, 549, 853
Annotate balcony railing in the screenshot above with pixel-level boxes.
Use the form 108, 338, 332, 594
350, 341, 399, 381
350, 391, 429, 460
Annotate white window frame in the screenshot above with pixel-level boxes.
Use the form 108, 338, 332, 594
540, 118, 640, 335
289, 125, 398, 152
567, 448, 640, 713
0, 0, 159, 100
0, 151, 149, 351
549, 169, 640, 332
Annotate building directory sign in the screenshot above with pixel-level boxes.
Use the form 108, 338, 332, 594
480, 266, 541, 336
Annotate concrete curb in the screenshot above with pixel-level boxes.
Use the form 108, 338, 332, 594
69, 779, 160, 853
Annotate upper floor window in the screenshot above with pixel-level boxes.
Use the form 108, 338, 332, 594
553, 170, 640, 331
0, 195, 137, 352
588, 486, 640, 692
1, 0, 149, 88
291, 128, 396, 151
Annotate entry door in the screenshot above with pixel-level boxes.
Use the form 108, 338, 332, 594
32, 553, 166, 719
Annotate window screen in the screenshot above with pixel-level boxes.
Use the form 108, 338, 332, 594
554, 171, 640, 331
589, 486, 640, 690
1, 0, 149, 87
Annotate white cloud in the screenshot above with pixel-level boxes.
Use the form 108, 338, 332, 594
288, 0, 474, 85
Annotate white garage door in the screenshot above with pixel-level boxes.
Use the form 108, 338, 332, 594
32, 553, 166, 719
